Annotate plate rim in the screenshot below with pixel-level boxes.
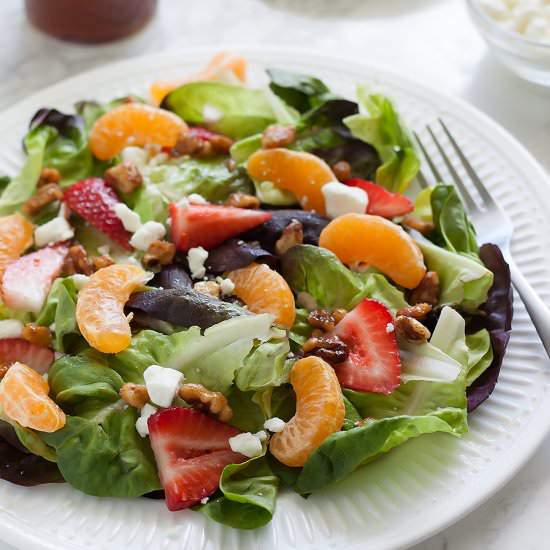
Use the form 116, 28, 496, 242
0, 45, 549, 550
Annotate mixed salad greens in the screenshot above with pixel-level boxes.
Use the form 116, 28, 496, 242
0, 52, 512, 530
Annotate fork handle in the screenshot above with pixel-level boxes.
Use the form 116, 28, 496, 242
509, 260, 550, 358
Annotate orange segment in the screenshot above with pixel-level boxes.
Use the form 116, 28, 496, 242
227, 262, 296, 329
0, 362, 65, 433
150, 51, 247, 106
319, 213, 426, 289
247, 148, 335, 215
269, 356, 344, 467
0, 214, 33, 275
89, 103, 188, 161
76, 264, 152, 353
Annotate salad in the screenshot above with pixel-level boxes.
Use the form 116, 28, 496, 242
0, 51, 512, 529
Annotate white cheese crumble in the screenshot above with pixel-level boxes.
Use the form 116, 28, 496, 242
386, 322, 395, 334
321, 181, 369, 219
135, 403, 158, 438
200, 497, 210, 505
114, 203, 142, 233
255, 430, 268, 442
228, 432, 264, 458
34, 217, 74, 248
0, 319, 24, 339
187, 246, 209, 279
130, 221, 166, 251
263, 417, 286, 433
97, 245, 111, 256
187, 193, 208, 204
143, 364, 184, 408
121, 146, 148, 168
71, 274, 90, 290
216, 277, 235, 296
477, 0, 550, 43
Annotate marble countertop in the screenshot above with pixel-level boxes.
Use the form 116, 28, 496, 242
1, 0, 549, 548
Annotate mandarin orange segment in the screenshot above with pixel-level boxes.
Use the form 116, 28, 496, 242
247, 148, 335, 215
89, 103, 188, 161
0, 362, 66, 433
269, 356, 344, 467
0, 214, 33, 275
150, 51, 247, 105
76, 264, 152, 353
227, 262, 296, 329
319, 213, 426, 289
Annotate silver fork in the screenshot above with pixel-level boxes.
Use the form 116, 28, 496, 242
413, 119, 550, 358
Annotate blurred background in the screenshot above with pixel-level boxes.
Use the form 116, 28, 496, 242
1, 1, 550, 549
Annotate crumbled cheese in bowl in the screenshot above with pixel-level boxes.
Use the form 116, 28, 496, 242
477, 0, 550, 44
187, 246, 209, 279
129, 221, 166, 251
143, 364, 183, 408
228, 432, 264, 458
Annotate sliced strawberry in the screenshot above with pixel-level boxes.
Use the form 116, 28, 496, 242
63, 178, 132, 249
331, 298, 401, 394
148, 407, 247, 511
169, 203, 272, 251
345, 178, 414, 218
0, 339, 54, 374
1, 245, 68, 313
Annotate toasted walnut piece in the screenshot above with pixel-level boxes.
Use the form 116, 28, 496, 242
395, 315, 431, 344
302, 335, 349, 365
311, 328, 324, 338
396, 302, 432, 321
331, 160, 351, 182
408, 271, 440, 306
332, 308, 348, 324
37, 167, 61, 187
23, 183, 64, 216
174, 131, 233, 158
0, 365, 9, 379
194, 281, 221, 299
224, 158, 237, 172
307, 309, 336, 332
208, 134, 234, 155
120, 383, 149, 408
104, 162, 143, 194
275, 219, 303, 255
225, 192, 261, 209
179, 383, 233, 422
261, 125, 297, 149
402, 215, 435, 235
21, 324, 52, 348
63, 244, 93, 276
142, 240, 176, 269
91, 254, 115, 271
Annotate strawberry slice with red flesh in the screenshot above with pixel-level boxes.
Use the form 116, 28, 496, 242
1, 245, 68, 314
148, 407, 247, 511
0, 339, 54, 374
345, 178, 414, 218
63, 178, 132, 250
169, 203, 272, 251
331, 298, 401, 394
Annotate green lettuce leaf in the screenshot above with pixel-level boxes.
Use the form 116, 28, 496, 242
200, 455, 279, 529
465, 329, 493, 386
418, 239, 493, 311
163, 82, 277, 139
226, 389, 266, 433
344, 88, 420, 193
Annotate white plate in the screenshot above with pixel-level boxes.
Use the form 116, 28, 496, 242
0, 47, 549, 550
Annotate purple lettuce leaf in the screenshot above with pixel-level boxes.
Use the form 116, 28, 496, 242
205, 239, 277, 273
467, 243, 513, 411
151, 264, 192, 292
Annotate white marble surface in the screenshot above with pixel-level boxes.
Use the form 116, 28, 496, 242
0, 0, 549, 548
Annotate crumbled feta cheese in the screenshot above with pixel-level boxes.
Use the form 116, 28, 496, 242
264, 417, 286, 433
187, 193, 208, 204
296, 291, 318, 310
121, 146, 148, 168
34, 217, 74, 248
114, 203, 142, 233
135, 403, 158, 437
203, 104, 223, 123
71, 274, 90, 290
321, 181, 368, 219
386, 322, 395, 334
254, 430, 268, 442
0, 319, 24, 339
217, 277, 235, 296
143, 364, 184, 408
187, 246, 209, 279
200, 497, 210, 505
228, 432, 263, 458
130, 221, 166, 251
49, 323, 56, 332
176, 197, 189, 209
97, 245, 111, 256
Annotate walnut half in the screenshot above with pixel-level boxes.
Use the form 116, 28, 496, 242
179, 383, 233, 422
395, 315, 431, 344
